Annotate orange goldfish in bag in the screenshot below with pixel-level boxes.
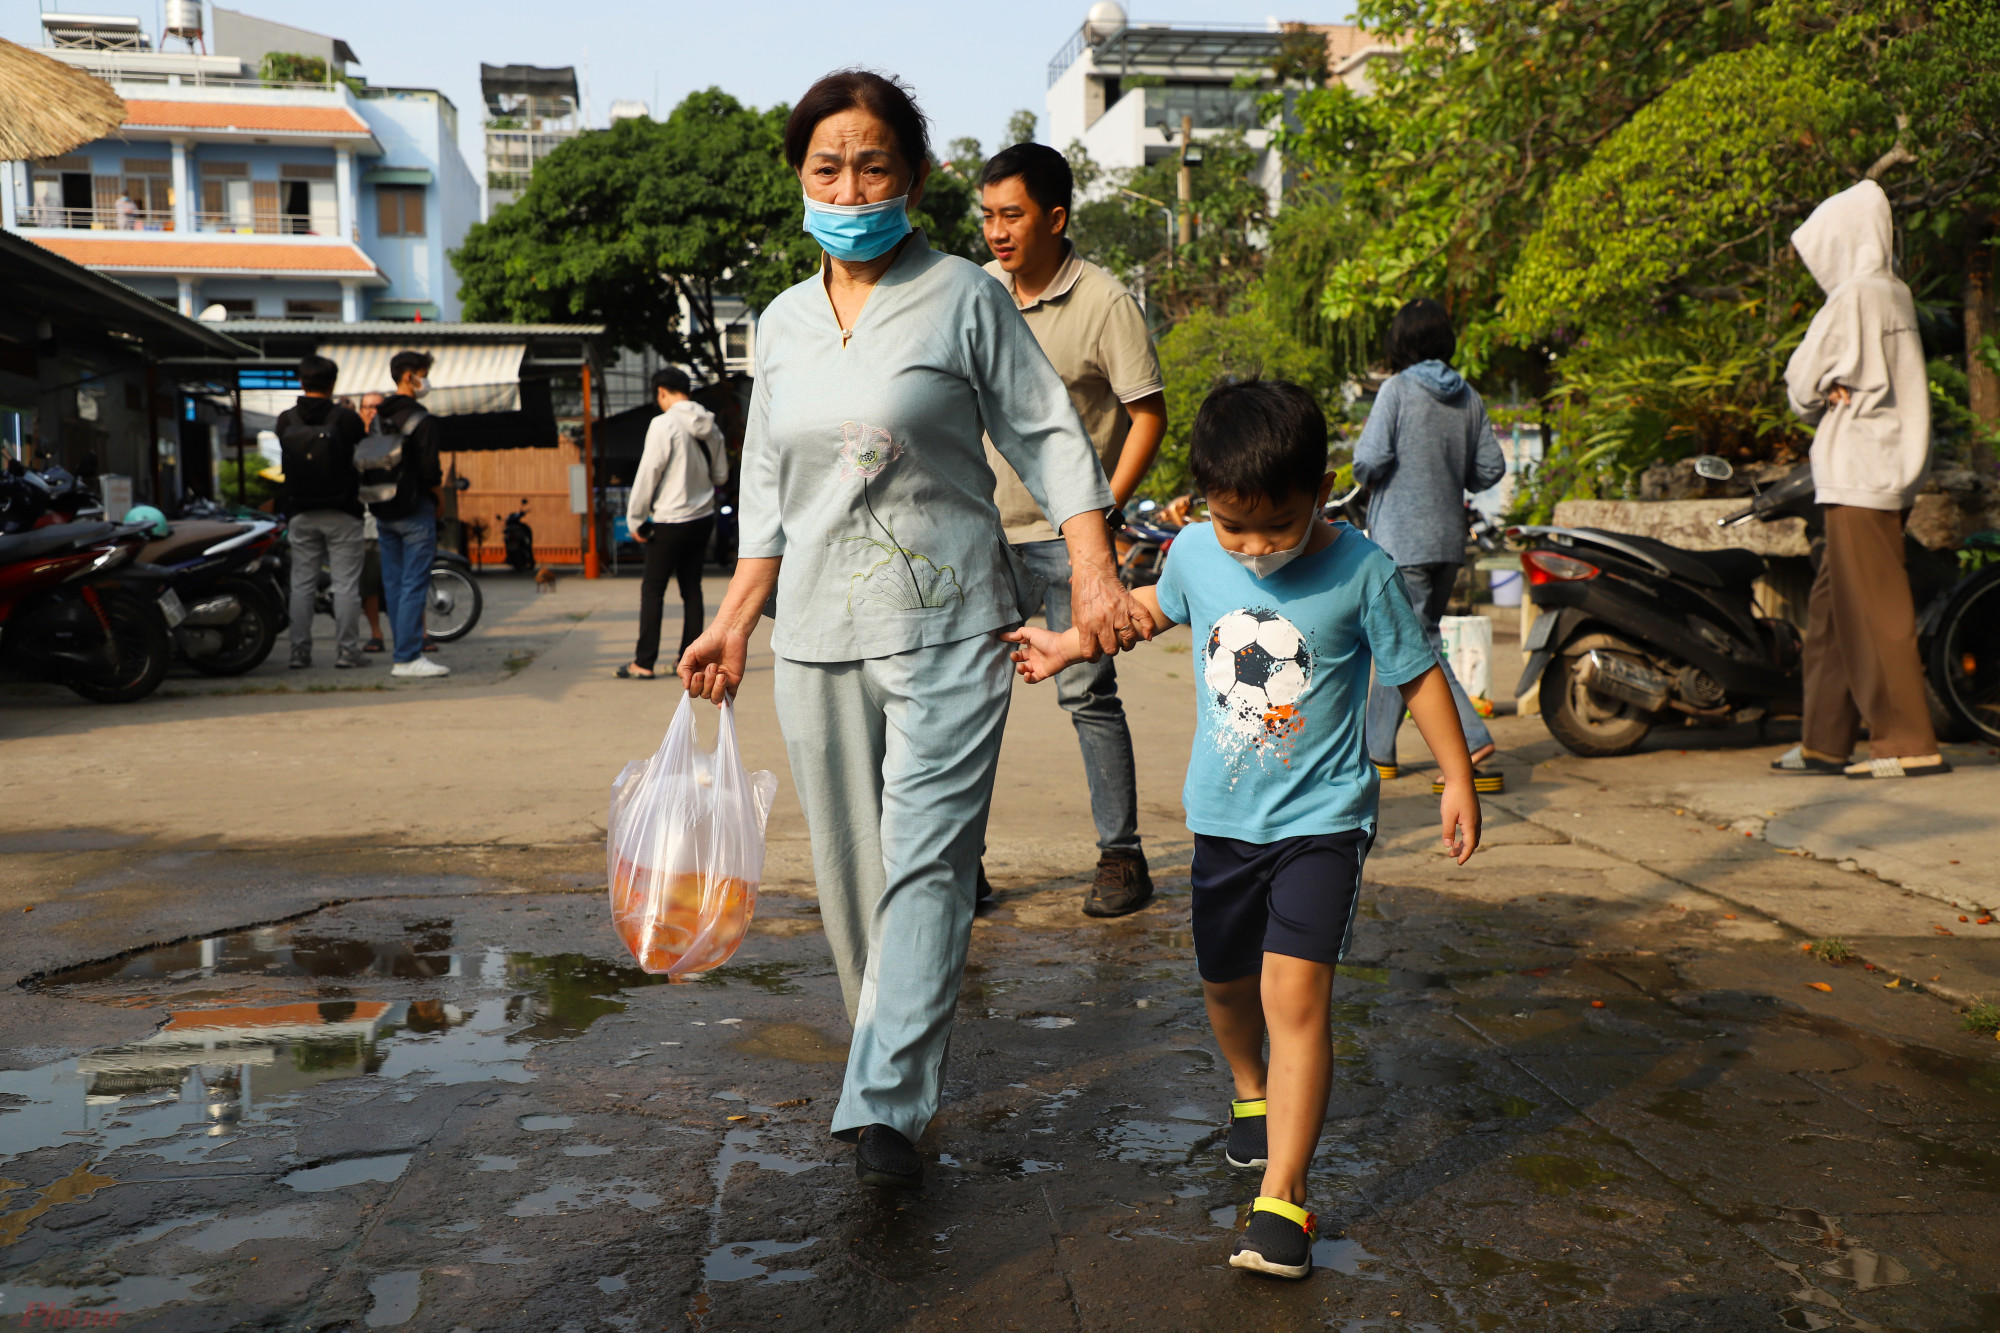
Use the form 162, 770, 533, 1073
607, 696, 777, 977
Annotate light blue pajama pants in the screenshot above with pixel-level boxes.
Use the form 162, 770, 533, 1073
772, 630, 1014, 1145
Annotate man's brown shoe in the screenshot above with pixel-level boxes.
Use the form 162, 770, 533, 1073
1083, 849, 1153, 918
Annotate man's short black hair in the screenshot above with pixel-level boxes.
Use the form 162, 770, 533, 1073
979, 142, 1073, 226
1189, 380, 1328, 503
389, 350, 434, 386
1386, 298, 1456, 371
651, 366, 691, 397
297, 354, 338, 395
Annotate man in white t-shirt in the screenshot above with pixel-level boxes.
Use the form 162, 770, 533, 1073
620, 367, 728, 679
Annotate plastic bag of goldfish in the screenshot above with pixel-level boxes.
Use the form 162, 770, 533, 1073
607, 695, 777, 976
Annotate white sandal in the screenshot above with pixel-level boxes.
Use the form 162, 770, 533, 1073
1843, 756, 1953, 779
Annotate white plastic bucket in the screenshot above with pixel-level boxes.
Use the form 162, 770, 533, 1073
1490, 569, 1524, 607
1439, 615, 1494, 704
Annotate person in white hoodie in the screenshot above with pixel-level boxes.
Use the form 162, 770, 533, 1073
1780, 179, 1948, 778
619, 367, 729, 679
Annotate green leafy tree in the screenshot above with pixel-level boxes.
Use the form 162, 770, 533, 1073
454, 90, 805, 377
1146, 304, 1350, 500
1283, 0, 1766, 366
1005, 109, 1039, 148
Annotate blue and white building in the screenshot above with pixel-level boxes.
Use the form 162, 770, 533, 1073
0, 6, 478, 324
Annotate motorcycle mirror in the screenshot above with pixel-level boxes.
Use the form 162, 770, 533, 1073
1692, 455, 1734, 481
1137, 499, 1157, 513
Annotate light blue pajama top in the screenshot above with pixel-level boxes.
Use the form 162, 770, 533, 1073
737, 232, 1113, 663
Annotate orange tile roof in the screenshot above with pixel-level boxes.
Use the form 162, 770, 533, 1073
30, 235, 379, 275
122, 99, 372, 136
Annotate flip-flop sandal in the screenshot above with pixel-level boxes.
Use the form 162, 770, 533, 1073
616, 665, 655, 680
1434, 769, 1505, 794
1772, 745, 1844, 774
1844, 757, 1952, 779
362, 638, 385, 654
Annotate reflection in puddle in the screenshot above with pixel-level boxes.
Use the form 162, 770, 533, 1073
6, 920, 696, 1166
283, 1153, 412, 1192
1097, 1118, 1212, 1164
366, 1270, 422, 1328
183, 1202, 323, 1252
1313, 1235, 1389, 1279
726, 1022, 848, 1064
518, 1115, 573, 1132
703, 1236, 818, 1284
506, 1178, 662, 1216
937, 1153, 1061, 1176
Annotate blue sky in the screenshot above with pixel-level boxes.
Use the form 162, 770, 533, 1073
10, 1, 1353, 194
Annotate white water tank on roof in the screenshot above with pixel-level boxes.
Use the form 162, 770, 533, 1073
1086, 1, 1127, 42
164, 0, 204, 42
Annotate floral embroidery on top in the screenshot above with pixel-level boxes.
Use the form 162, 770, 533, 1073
834, 420, 963, 613
838, 421, 899, 480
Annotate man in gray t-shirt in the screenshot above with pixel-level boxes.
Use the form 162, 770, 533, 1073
980, 143, 1167, 918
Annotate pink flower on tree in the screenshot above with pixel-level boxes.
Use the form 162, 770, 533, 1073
837, 421, 900, 481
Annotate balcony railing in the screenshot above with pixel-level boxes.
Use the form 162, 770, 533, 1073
195, 212, 336, 236
16, 204, 176, 231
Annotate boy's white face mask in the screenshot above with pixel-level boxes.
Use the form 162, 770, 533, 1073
1225, 524, 1312, 579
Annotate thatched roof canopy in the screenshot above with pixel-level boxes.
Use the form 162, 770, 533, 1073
0, 38, 126, 162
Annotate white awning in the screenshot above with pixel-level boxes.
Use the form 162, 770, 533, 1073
312, 340, 528, 415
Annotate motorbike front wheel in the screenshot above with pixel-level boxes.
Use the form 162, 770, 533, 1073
424, 563, 483, 643
67, 593, 171, 704
1931, 562, 2000, 745
186, 578, 280, 676
1540, 637, 1656, 758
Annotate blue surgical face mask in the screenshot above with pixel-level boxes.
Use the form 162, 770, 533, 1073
802, 193, 912, 263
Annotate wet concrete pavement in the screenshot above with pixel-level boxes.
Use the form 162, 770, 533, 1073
5, 797, 1999, 1332
4, 574, 1999, 1330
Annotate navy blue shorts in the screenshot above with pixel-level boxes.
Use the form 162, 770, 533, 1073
1189, 830, 1370, 983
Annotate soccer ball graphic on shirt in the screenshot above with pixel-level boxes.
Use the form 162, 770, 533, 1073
1203, 608, 1314, 741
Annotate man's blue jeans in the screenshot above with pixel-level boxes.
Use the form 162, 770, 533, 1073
1014, 539, 1141, 853
1366, 561, 1495, 766
375, 499, 436, 663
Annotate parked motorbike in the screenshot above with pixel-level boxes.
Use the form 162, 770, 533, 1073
0, 519, 181, 703
501, 504, 536, 574
137, 517, 286, 676
1514, 456, 1975, 757
1, 460, 102, 533
293, 545, 484, 645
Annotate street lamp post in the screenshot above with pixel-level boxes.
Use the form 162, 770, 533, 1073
1118, 187, 1175, 269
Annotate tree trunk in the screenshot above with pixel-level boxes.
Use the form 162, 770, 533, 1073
1967, 221, 1999, 433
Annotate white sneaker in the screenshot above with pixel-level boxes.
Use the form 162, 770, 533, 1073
390, 658, 450, 679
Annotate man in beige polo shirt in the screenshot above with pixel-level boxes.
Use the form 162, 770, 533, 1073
980, 142, 1168, 918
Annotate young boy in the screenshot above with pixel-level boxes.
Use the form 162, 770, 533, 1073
1006, 381, 1481, 1279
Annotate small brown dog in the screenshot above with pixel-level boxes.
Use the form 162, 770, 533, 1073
534, 566, 557, 593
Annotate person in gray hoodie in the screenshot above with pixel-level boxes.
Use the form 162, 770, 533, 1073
1778, 179, 1947, 778
1353, 299, 1508, 788
620, 367, 729, 679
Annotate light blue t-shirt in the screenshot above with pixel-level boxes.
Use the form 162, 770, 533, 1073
1154, 522, 1439, 842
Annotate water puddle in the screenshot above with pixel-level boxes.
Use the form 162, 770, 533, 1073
597, 1274, 628, 1294
366, 1270, 422, 1327
0, 1162, 117, 1247
1507, 1152, 1625, 1195
506, 1177, 662, 1216
518, 1115, 573, 1131
1097, 1118, 1213, 1164
183, 1202, 323, 1252
937, 1153, 1061, 1176
702, 1236, 818, 1284
0, 1274, 209, 1318
283, 1153, 412, 1192
5, 917, 699, 1167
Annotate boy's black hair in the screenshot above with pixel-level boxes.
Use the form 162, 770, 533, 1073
1386, 298, 1456, 371
1188, 380, 1327, 503
651, 366, 692, 397
388, 349, 434, 386
978, 142, 1073, 227
297, 354, 338, 395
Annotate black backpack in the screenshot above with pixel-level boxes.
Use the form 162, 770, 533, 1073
355, 405, 428, 506
279, 414, 348, 511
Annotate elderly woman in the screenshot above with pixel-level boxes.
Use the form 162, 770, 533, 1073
679, 70, 1150, 1189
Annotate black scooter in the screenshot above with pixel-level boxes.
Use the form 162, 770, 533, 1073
1514, 457, 1969, 756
